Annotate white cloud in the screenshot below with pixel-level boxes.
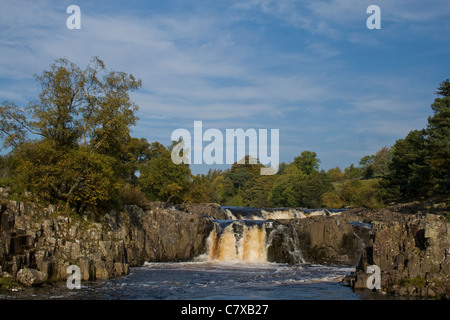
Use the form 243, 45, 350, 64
235, 0, 450, 41
0, 0, 447, 170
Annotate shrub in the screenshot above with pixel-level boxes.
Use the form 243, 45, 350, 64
321, 192, 344, 208
119, 183, 149, 208
399, 276, 426, 289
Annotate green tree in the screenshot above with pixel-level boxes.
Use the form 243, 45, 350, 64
25, 57, 141, 149
426, 79, 450, 194
243, 175, 275, 207
187, 174, 213, 203
186, 169, 224, 204
0, 57, 144, 211
210, 174, 235, 204
384, 80, 450, 201
293, 151, 320, 175
359, 147, 390, 179
344, 164, 362, 180
296, 170, 333, 208
341, 179, 363, 206
326, 166, 345, 182
139, 142, 192, 203
359, 155, 375, 179
226, 156, 263, 187
268, 152, 332, 208
321, 192, 345, 208
268, 164, 304, 207
1, 57, 142, 152
214, 156, 267, 205
230, 188, 245, 206
385, 130, 429, 200
226, 167, 252, 190
372, 147, 390, 177
14, 140, 119, 210
0, 154, 10, 185
114, 137, 151, 186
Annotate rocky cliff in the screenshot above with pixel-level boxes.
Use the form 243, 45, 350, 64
349, 201, 450, 299
0, 200, 215, 288
0, 199, 371, 289
1, 197, 449, 299
281, 214, 371, 266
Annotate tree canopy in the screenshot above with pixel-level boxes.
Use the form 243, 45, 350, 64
384, 79, 450, 200
1, 57, 144, 211
1, 61, 448, 212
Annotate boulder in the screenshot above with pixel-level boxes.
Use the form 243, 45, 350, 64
16, 268, 48, 287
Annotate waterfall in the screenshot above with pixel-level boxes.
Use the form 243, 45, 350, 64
201, 219, 304, 264
206, 221, 268, 263
222, 206, 345, 221
197, 206, 347, 264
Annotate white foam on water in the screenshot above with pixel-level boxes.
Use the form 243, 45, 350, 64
205, 222, 269, 263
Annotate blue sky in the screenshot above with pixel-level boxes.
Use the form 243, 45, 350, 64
1, 0, 449, 174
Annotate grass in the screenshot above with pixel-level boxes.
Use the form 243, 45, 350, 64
0, 276, 20, 291
399, 276, 426, 289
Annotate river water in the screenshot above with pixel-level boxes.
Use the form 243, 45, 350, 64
1, 261, 389, 300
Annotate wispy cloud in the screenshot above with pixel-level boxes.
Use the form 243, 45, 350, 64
0, 0, 448, 172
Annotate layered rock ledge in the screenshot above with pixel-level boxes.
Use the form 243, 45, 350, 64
0, 201, 215, 287
349, 201, 450, 299
1, 197, 449, 299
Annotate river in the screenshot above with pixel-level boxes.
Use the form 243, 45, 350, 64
1, 261, 390, 300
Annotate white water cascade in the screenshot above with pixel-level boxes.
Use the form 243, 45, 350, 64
221, 206, 345, 220
205, 221, 268, 263
198, 206, 347, 264
201, 219, 304, 264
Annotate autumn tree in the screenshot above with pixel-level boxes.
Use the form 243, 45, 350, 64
0, 101, 28, 149
326, 167, 345, 182
0, 57, 144, 211
321, 192, 344, 208
186, 169, 223, 204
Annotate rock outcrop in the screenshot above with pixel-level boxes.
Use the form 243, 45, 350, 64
0, 200, 214, 285
0, 199, 370, 286
350, 201, 450, 299
173, 203, 229, 220
123, 203, 215, 263
16, 268, 48, 286
282, 215, 371, 265
1, 196, 448, 299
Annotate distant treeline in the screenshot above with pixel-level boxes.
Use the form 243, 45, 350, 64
0, 57, 448, 213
